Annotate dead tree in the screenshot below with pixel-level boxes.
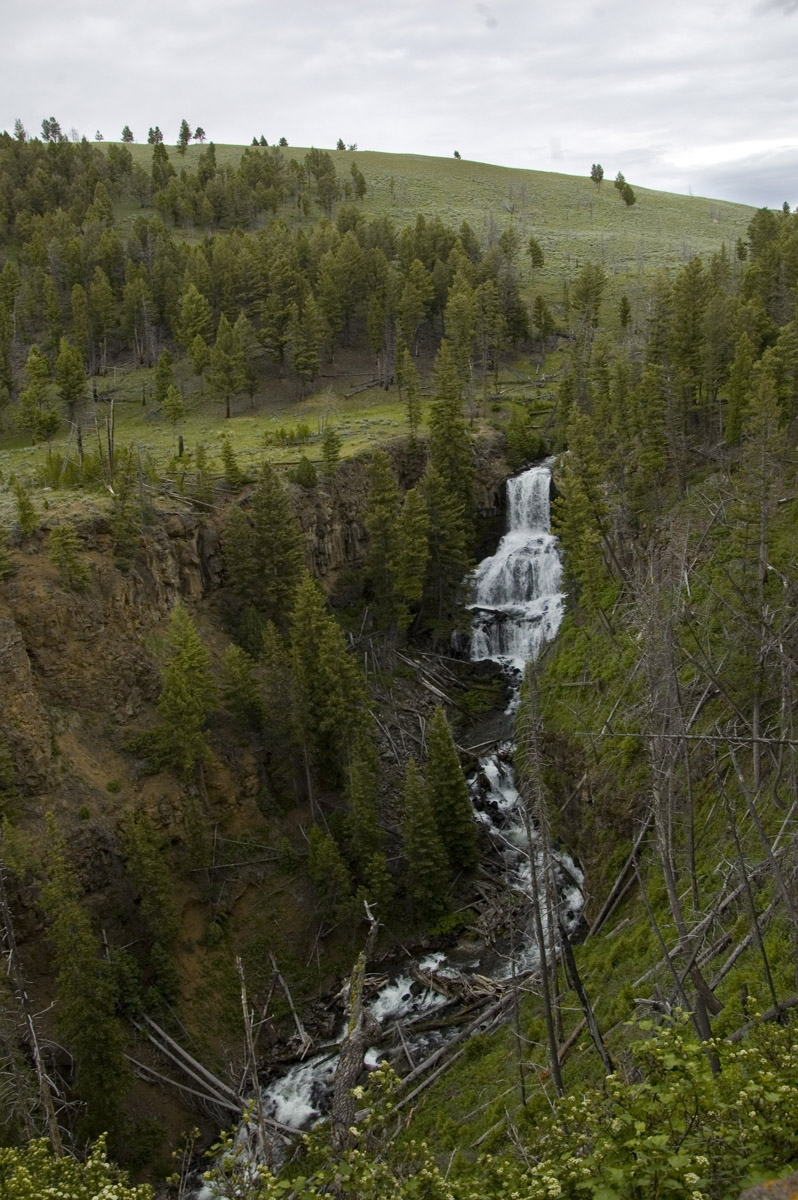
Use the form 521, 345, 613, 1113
330, 904, 380, 1149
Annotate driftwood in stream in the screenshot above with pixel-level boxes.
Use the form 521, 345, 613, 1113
409, 964, 503, 1003
330, 904, 380, 1150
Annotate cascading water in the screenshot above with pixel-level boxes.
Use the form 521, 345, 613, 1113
467, 461, 582, 973
194, 462, 580, 1198
470, 463, 564, 673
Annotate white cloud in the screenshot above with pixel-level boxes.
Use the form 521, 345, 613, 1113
2, 0, 797, 205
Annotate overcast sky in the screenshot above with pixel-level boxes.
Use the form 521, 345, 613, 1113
2, 0, 797, 208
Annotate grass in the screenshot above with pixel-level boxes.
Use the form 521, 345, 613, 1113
0, 142, 754, 515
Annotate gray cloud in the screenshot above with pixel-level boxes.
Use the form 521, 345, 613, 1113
2, 0, 797, 207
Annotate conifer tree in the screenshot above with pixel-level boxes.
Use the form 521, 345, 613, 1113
422, 465, 471, 639
0, 523, 13, 581
290, 294, 324, 391
55, 336, 87, 422
15, 344, 58, 445
41, 818, 129, 1137
395, 485, 431, 632
248, 460, 305, 623
13, 479, 37, 536
109, 458, 142, 571
233, 311, 259, 406
154, 348, 174, 405
48, 524, 91, 591
364, 851, 394, 917
162, 383, 186, 437
151, 601, 216, 778
178, 282, 213, 349
71, 282, 90, 367
322, 425, 342, 478
220, 435, 243, 489
425, 705, 478, 874
221, 643, 264, 729
237, 604, 264, 658
290, 573, 365, 781
120, 812, 181, 1008
397, 345, 422, 441
364, 449, 402, 632
428, 340, 475, 530
725, 330, 757, 445
260, 618, 295, 752
345, 728, 384, 872
307, 826, 352, 918
222, 505, 256, 602
401, 758, 450, 922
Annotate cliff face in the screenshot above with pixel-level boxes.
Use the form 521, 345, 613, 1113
0, 512, 221, 805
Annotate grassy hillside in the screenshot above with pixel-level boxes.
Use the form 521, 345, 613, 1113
123, 140, 753, 294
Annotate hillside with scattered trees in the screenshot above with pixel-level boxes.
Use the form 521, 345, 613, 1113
0, 121, 797, 1200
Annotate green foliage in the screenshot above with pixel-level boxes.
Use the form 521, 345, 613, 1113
290, 573, 367, 781
220, 434, 243, 488
54, 336, 87, 419
220, 643, 264, 729
109, 456, 142, 571
345, 728, 383, 872
41, 817, 130, 1138
424, 705, 478, 875
401, 757, 450, 921
12, 479, 37, 536
0, 1138, 151, 1200
48, 523, 91, 590
322, 425, 342, 478
505, 404, 544, 470
221, 460, 304, 626
421, 465, 471, 640
120, 811, 181, 1008
307, 826, 352, 917
0, 523, 14, 581
291, 454, 318, 488
150, 601, 216, 778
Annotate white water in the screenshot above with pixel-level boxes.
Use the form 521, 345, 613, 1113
194, 462, 580, 1197
470, 463, 564, 673
467, 462, 581, 974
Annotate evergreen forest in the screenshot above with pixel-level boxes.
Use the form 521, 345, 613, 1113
0, 123, 797, 1200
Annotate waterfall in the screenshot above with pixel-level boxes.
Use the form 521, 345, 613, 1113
193, 463, 579, 1197
469, 463, 564, 672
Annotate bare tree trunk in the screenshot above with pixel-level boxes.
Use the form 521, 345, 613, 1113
236, 956, 272, 1168
0, 850, 62, 1153
330, 904, 380, 1149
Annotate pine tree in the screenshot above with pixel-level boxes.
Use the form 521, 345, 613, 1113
220, 434, 243, 489
364, 449, 402, 632
177, 118, 192, 154
162, 383, 186, 434
345, 728, 383, 872
290, 573, 365, 781
237, 604, 264, 658
725, 330, 757, 445
41, 817, 129, 1137
428, 340, 475, 530
248, 461, 305, 623
15, 344, 58, 445
55, 336, 87, 422
13, 479, 37, 536
422, 465, 471, 639
120, 812, 181, 1008
401, 758, 450, 922
397, 345, 422, 441
154, 348, 174, 404
221, 644, 264, 729
48, 524, 92, 591
307, 826, 352, 918
322, 425, 342, 478
0, 523, 13, 581
109, 457, 142, 571
425, 706, 478, 875
395, 485, 430, 631
222, 505, 256, 602
363, 851, 394, 918
151, 601, 216, 778
178, 282, 213, 349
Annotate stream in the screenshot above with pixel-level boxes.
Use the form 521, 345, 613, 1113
194, 461, 580, 1196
